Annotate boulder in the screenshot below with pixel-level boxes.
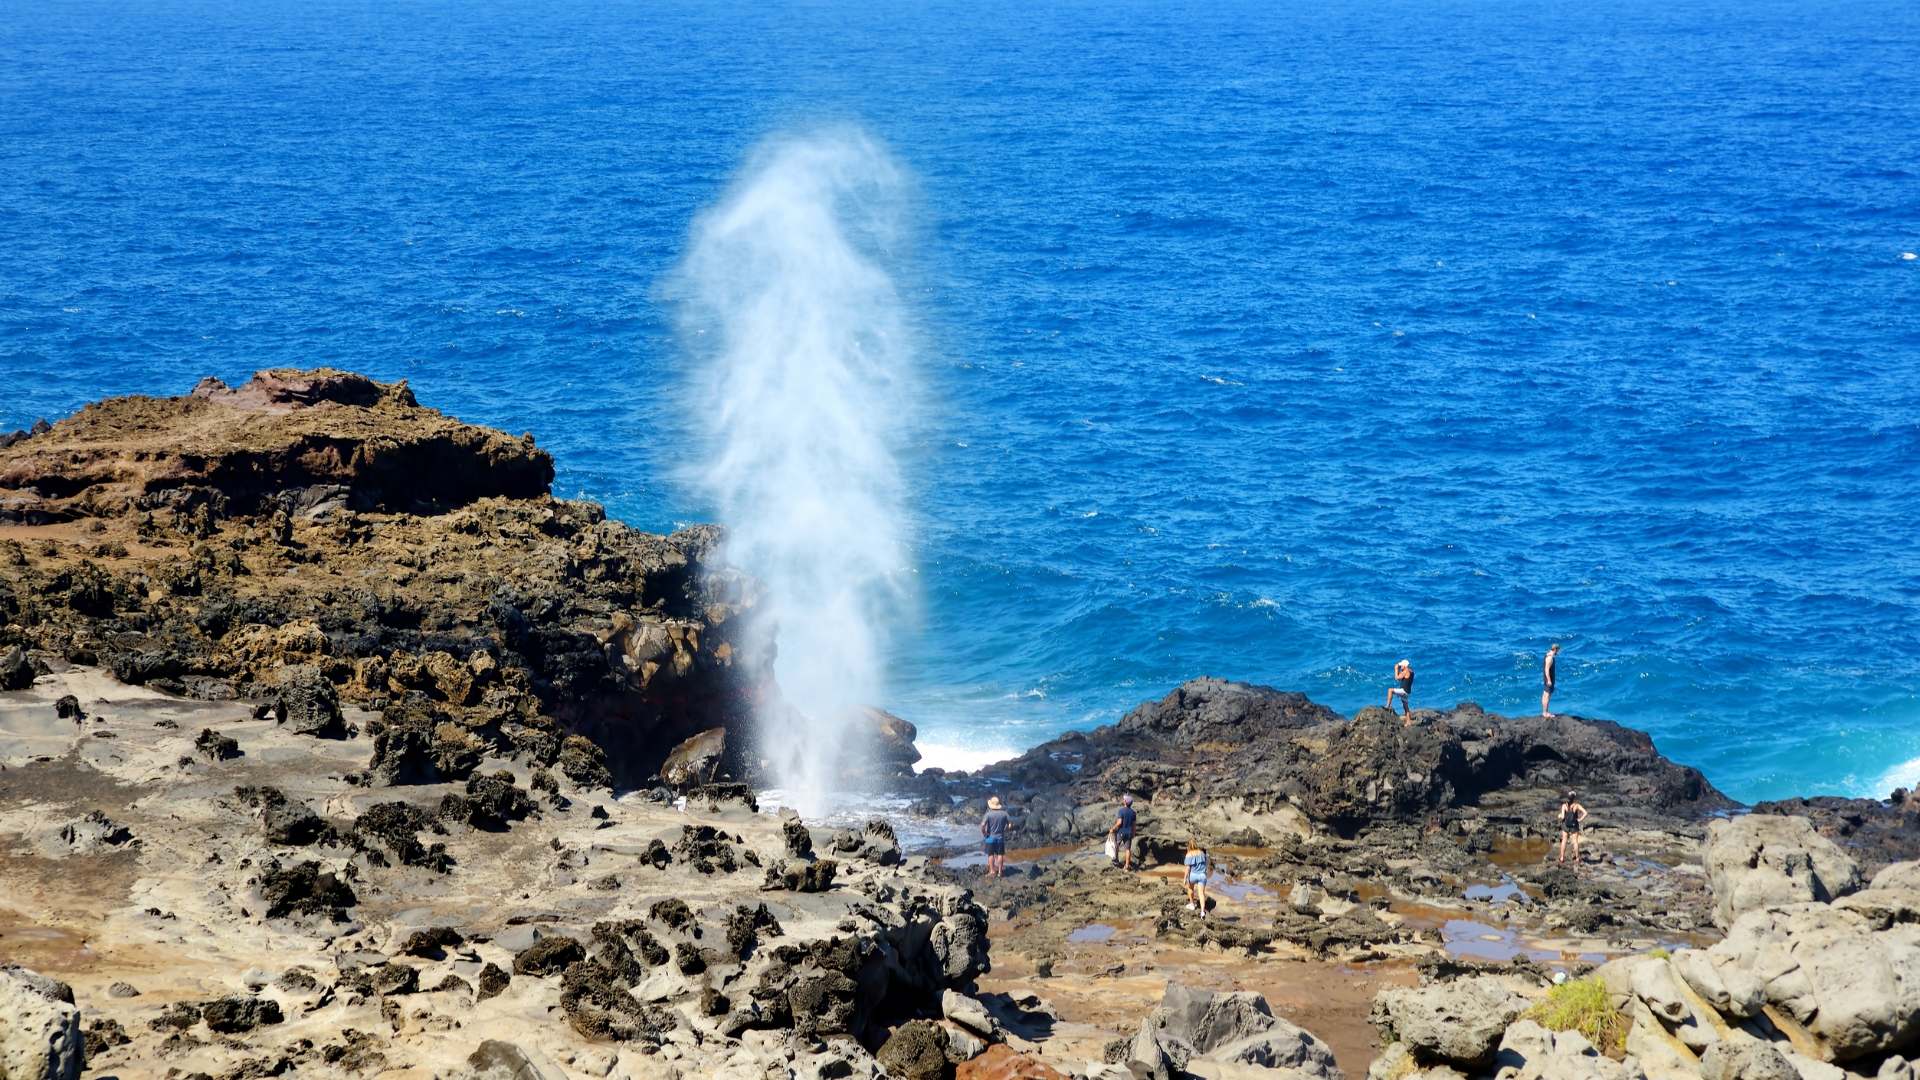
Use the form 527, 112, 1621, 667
1370, 977, 1527, 1069
660, 727, 726, 788
1493, 1020, 1649, 1080
465, 1039, 568, 1080
0, 646, 34, 691
877, 1019, 953, 1080
1699, 1042, 1799, 1080
512, 936, 586, 976
1705, 816, 1862, 928
1873, 863, 1920, 893
201, 995, 283, 1033
0, 965, 82, 1080
1210, 1023, 1342, 1078
278, 669, 346, 737
1126, 1017, 1194, 1080
942, 1022, 987, 1062
1143, 984, 1342, 1079
1705, 901, 1920, 1063
942, 989, 1000, 1040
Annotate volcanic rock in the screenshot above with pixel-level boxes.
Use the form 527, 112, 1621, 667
0, 646, 34, 691
1369, 976, 1526, 1069
939, 677, 1732, 844
0, 965, 82, 1080
879, 1019, 956, 1080
1704, 814, 1862, 928
0, 370, 775, 787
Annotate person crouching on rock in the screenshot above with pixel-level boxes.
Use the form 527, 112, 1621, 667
1557, 791, 1588, 865
1109, 794, 1137, 870
1184, 838, 1210, 917
1387, 659, 1414, 723
981, 796, 1011, 878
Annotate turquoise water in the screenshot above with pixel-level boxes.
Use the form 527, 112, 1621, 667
3, 0, 1917, 801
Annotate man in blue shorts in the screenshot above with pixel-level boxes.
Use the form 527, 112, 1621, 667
981, 796, 1011, 877
1109, 794, 1137, 870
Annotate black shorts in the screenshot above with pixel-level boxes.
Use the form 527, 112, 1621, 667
983, 839, 1005, 855
1561, 820, 1580, 834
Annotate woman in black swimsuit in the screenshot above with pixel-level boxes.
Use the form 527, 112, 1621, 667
1557, 790, 1587, 864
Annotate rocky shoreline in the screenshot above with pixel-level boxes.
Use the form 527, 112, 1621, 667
4, 371, 1919, 1080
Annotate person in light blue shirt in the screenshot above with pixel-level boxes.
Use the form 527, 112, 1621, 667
1183, 838, 1209, 917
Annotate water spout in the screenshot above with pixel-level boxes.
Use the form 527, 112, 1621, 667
673, 126, 918, 813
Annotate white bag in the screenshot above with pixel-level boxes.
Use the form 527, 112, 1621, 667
1104, 835, 1117, 860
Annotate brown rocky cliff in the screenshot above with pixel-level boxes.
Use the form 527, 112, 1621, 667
0, 368, 552, 525
0, 370, 770, 788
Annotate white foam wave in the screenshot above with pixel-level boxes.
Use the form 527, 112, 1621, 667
915, 742, 1021, 775
1874, 755, 1920, 797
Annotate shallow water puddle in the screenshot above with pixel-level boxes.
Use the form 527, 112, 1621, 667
1440, 919, 1606, 964
1485, 837, 1553, 869
1209, 876, 1277, 902
1066, 923, 1118, 944
1462, 878, 1529, 904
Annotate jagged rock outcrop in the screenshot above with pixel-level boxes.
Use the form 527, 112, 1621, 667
930, 677, 1732, 845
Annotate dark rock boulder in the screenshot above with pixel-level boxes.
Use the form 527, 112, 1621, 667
235, 786, 328, 846
276, 670, 346, 737
351, 803, 450, 871
557, 735, 612, 789
194, 728, 239, 761
398, 927, 464, 959
475, 963, 511, 1001
440, 771, 536, 831
201, 995, 282, 1034
877, 1019, 953, 1080
259, 861, 356, 919
513, 936, 586, 977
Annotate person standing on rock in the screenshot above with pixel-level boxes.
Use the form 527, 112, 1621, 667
981, 796, 1011, 878
1109, 795, 1137, 870
1557, 791, 1588, 864
1183, 838, 1210, 916
1387, 659, 1414, 722
1541, 643, 1561, 718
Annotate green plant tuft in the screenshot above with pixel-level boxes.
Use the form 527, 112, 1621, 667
1649, 947, 1672, 960
1523, 977, 1629, 1054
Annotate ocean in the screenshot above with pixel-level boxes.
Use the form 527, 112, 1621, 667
2, 0, 1916, 804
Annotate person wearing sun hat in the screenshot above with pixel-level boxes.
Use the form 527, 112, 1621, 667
980, 796, 1011, 878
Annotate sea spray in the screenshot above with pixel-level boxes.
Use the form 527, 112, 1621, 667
673, 127, 918, 813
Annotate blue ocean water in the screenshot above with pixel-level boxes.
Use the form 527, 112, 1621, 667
3, 0, 1917, 803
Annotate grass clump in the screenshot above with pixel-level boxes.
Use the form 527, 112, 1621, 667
1650, 946, 1672, 960
1523, 977, 1629, 1054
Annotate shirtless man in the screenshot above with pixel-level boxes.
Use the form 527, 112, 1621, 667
1387, 659, 1414, 722
1541, 643, 1560, 718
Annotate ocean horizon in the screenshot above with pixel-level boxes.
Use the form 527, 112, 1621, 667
3, 0, 1916, 804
